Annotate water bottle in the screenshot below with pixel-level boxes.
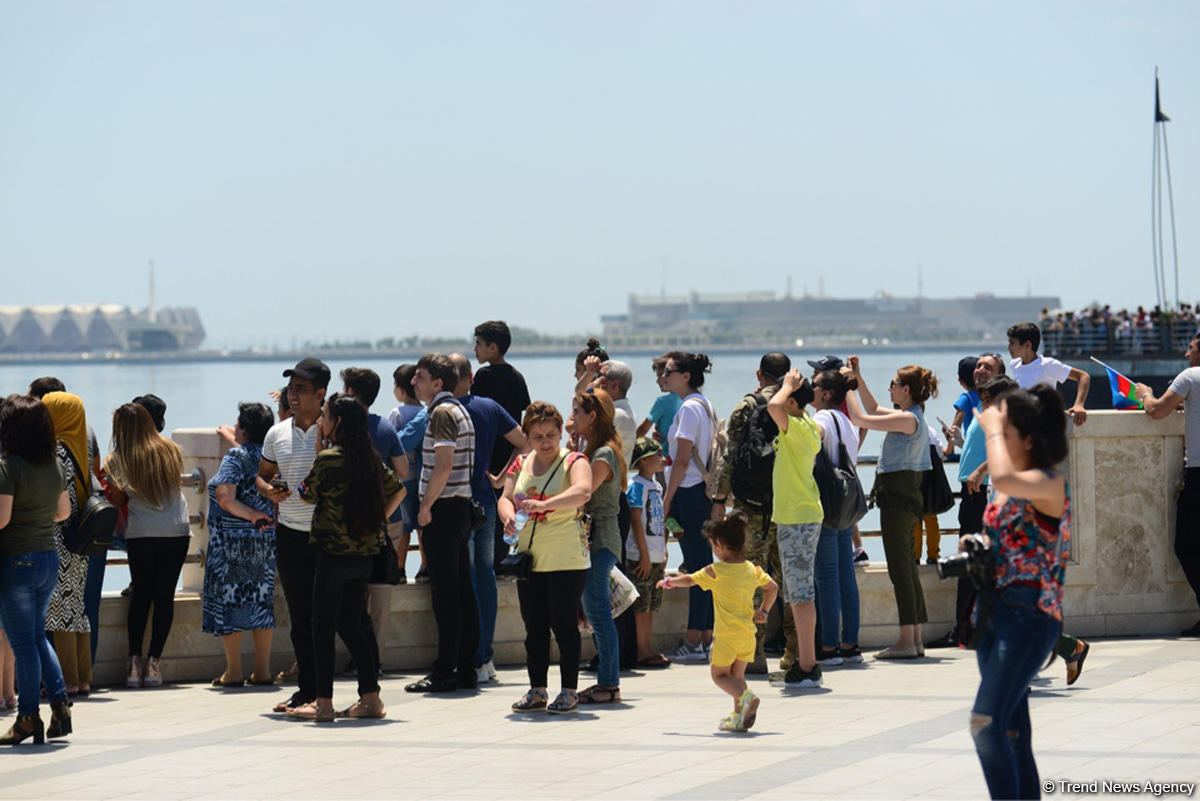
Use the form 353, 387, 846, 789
505, 510, 529, 545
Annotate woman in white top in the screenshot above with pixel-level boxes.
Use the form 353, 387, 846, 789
660, 351, 718, 663
810, 370, 863, 665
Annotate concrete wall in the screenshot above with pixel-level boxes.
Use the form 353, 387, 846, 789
90, 412, 1191, 684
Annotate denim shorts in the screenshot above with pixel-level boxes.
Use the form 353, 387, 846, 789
776, 522, 822, 604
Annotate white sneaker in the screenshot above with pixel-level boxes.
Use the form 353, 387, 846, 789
143, 657, 163, 687
476, 660, 498, 683
126, 655, 143, 688
665, 639, 708, 663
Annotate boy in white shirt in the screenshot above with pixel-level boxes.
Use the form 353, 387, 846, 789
1006, 322, 1090, 425
626, 438, 669, 667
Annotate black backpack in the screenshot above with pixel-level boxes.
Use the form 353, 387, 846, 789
729, 394, 779, 507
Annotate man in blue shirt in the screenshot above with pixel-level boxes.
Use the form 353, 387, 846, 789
449, 353, 528, 684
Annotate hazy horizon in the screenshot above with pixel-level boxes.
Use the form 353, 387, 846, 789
2, 2, 1197, 349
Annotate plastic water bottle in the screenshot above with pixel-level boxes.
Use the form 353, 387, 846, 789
505, 510, 529, 545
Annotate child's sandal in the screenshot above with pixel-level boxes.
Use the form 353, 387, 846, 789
547, 690, 578, 714
511, 688, 548, 712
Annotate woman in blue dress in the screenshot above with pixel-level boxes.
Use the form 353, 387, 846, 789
204, 402, 277, 686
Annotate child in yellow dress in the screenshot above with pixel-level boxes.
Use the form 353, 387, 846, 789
659, 512, 778, 731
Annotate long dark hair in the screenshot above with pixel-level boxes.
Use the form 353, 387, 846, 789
326, 393, 387, 541
1004, 386, 1068, 469
0, 395, 55, 464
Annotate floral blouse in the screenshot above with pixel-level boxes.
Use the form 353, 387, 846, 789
982, 476, 1071, 621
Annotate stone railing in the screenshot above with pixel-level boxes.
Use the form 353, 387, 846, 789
89, 411, 1189, 684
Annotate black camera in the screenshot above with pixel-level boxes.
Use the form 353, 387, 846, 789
936, 533, 995, 588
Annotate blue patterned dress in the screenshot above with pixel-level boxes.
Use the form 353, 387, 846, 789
202, 443, 276, 635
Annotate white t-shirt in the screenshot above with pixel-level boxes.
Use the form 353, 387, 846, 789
625, 474, 666, 562
1011, 355, 1071, 389
813, 408, 858, 467
1168, 366, 1200, 468
667, 393, 715, 489
261, 417, 321, 531
612, 397, 637, 469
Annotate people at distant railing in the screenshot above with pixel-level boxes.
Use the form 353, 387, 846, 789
1038, 303, 1200, 355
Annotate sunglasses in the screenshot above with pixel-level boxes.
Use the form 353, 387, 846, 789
661, 368, 683, 376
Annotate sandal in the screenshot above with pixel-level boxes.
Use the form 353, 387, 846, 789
211, 676, 244, 688
1065, 640, 1090, 686
547, 690, 578, 715
511, 688, 548, 712
286, 702, 335, 722
637, 654, 670, 669
244, 675, 276, 687
719, 712, 745, 732
338, 699, 386, 719
272, 693, 311, 714
577, 684, 621, 705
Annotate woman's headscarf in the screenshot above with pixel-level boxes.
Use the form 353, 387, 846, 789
41, 391, 89, 503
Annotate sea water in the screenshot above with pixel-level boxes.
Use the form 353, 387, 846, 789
0, 346, 984, 591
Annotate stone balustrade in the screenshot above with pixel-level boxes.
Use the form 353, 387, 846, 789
88, 410, 1190, 685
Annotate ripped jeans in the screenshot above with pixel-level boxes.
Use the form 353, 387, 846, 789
970, 584, 1060, 800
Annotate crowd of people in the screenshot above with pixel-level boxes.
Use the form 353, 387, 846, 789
3, 317, 1199, 800
1039, 302, 1200, 356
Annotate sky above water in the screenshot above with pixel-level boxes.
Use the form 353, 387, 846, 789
2, 1, 1198, 348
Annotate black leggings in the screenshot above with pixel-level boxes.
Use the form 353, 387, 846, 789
311, 551, 378, 699
516, 569, 587, 690
126, 536, 189, 658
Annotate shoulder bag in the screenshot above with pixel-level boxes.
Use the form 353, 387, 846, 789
497, 454, 567, 581
813, 413, 868, 531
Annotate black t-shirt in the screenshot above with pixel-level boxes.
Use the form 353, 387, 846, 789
472, 362, 531, 474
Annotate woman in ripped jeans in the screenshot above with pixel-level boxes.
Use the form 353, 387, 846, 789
969, 385, 1071, 799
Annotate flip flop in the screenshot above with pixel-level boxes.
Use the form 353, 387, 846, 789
286, 702, 335, 723
578, 684, 621, 704
243, 676, 276, 686
211, 677, 244, 688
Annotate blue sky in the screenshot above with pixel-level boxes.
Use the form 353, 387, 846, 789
2, 1, 1197, 347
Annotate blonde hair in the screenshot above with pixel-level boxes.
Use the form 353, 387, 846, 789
104, 403, 183, 508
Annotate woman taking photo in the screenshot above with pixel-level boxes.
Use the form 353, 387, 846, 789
42, 392, 94, 696
105, 403, 191, 687
0, 395, 73, 744
970, 386, 1070, 799
289, 395, 404, 722
568, 389, 626, 705
204, 402, 277, 687
661, 351, 718, 663
498, 401, 592, 715
810, 370, 863, 664
845, 356, 936, 659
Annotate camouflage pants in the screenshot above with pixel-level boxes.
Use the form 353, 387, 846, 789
734, 499, 797, 669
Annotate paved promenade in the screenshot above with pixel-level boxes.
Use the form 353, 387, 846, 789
1, 636, 1197, 800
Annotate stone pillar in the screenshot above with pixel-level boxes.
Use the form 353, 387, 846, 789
171, 428, 229, 592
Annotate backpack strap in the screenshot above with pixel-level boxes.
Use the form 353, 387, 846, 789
686, 396, 720, 480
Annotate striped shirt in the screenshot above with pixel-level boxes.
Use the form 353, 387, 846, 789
419, 393, 475, 502
262, 416, 320, 531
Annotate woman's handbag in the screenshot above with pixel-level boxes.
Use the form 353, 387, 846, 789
496, 454, 568, 581
814, 418, 868, 530
370, 529, 405, 586
61, 449, 119, 557
921, 444, 955, 516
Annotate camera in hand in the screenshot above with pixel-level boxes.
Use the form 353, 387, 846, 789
936, 533, 995, 587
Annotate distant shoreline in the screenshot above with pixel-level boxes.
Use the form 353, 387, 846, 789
0, 340, 998, 367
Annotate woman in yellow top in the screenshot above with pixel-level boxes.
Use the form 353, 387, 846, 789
766, 368, 826, 689
498, 402, 592, 715
659, 512, 777, 732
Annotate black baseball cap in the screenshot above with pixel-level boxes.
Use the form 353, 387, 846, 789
131, 393, 167, 432
283, 357, 331, 388
806, 355, 844, 372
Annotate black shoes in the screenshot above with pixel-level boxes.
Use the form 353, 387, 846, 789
47, 699, 72, 739
925, 630, 959, 649
405, 674, 459, 693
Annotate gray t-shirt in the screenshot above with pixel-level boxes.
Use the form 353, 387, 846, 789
1168, 366, 1200, 467
586, 445, 622, 559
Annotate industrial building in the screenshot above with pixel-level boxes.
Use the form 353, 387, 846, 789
0, 305, 205, 353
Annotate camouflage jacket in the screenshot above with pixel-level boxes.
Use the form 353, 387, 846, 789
300, 446, 403, 556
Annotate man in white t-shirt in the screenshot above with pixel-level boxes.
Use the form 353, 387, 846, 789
598, 360, 637, 467
256, 356, 329, 712
1007, 321, 1090, 425
1136, 331, 1200, 636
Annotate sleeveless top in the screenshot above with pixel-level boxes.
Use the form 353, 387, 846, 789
983, 476, 1071, 621
878, 405, 932, 473
508, 448, 591, 573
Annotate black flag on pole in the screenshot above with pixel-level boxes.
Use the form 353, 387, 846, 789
1156, 77, 1170, 122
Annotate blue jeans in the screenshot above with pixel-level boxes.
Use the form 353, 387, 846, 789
972, 585, 1060, 800
814, 525, 860, 648
671, 483, 714, 632
0, 550, 68, 715
468, 503, 498, 666
581, 547, 619, 687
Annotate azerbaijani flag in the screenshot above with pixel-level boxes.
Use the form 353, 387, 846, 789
1102, 365, 1143, 410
